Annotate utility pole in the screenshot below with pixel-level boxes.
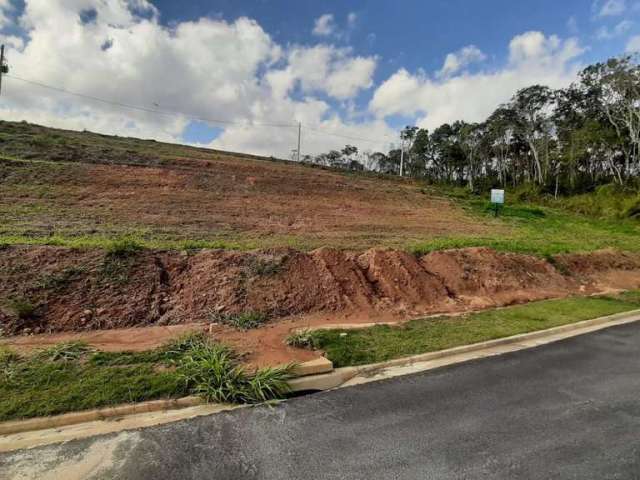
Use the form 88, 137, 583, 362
0, 45, 7, 96
296, 122, 302, 162
399, 134, 405, 177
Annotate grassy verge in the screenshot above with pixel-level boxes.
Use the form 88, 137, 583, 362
410, 195, 640, 257
0, 333, 294, 422
306, 292, 640, 367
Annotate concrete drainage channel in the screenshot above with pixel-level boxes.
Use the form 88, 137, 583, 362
2, 309, 640, 452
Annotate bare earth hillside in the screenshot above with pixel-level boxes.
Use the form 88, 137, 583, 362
0, 121, 490, 250
2, 121, 640, 366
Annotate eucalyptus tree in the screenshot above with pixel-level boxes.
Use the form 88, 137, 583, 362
580, 55, 640, 178
508, 85, 556, 185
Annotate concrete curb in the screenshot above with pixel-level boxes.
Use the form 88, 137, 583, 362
289, 309, 640, 392
2, 309, 639, 438
0, 357, 331, 437
0, 396, 204, 436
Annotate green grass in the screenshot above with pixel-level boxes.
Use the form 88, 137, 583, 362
210, 311, 270, 330
410, 196, 640, 257
1, 119, 639, 257
0, 332, 295, 422
308, 292, 640, 367
0, 234, 265, 252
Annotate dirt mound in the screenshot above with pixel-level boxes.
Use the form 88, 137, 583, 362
554, 249, 640, 276
2, 245, 640, 335
422, 247, 570, 295
357, 249, 450, 310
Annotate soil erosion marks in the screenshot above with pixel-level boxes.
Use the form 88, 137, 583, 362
2, 246, 640, 335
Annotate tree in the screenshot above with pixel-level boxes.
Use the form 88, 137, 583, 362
581, 55, 640, 178
400, 126, 419, 176
509, 85, 555, 184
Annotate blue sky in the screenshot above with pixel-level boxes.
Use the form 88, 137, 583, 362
150, 0, 637, 79
0, 0, 638, 156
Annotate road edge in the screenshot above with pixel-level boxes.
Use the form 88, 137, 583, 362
288, 308, 640, 391
2, 309, 639, 451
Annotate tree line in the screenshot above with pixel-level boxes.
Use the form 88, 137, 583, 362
305, 55, 640, 195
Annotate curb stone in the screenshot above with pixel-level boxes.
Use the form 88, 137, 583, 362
289, 309, 640, 392
2, 309, 639, 439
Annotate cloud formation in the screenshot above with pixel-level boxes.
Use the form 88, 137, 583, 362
312, 14, 335, 36
627, 34, 640, 51
596, 0, 627, 17
0, 2, 599, 158
438, 45, 487, 77
370, 32, 584, 130
596, 19, 633, 39
0, 1, 388, 157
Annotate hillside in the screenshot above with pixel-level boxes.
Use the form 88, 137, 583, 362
0, 121, 490, 251
1, 121, 640, 368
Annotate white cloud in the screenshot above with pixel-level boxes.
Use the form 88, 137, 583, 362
567, 16, 579, 34
438, 45, 486, 77
267, 45, 376, 100
596, 19, 633, 39
626, 34, 640, 51
597, 0, 626, 17
0, 1, 383, 158
0, 0, 13, 29
370, 31, 584, 130
347, 12, 357, 28
312, 13, 335, 36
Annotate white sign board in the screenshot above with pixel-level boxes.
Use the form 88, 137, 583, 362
491, 189, 505, 204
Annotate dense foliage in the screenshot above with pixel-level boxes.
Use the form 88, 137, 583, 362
307, 55, 640, 197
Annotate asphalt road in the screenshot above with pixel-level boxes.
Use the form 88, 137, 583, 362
3, 321, 640, 480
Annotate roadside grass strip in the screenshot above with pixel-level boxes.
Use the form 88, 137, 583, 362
0, 333, 294, 422
308, 292, 640, 368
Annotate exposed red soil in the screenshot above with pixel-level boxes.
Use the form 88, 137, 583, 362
1, 152, 491, 250
2, 246, 640, 366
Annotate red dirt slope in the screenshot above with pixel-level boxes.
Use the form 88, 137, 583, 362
2, 246, 640, 337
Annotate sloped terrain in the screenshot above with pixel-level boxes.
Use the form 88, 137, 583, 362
0, 120, 490, 251
2, 245, 640, 337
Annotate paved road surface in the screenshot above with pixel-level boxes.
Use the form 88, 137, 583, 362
3, 321, 640, 479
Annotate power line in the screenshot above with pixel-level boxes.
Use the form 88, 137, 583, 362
3, 72, 399, 146
302, 124, 394, 145
4, 73, 296, 129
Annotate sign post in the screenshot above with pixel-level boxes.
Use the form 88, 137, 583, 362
490, 189, 505, 217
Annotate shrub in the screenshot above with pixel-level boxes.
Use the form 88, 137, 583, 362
106, 238, 143, 258
37, 266, 85, 291
210, 311, 269, 330
6, 297, 37, 319
285, 329, 316, 349
177, 342, 294, 403
101, 239, 142, 284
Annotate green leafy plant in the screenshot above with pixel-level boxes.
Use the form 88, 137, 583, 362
106, 238, 143, 257
210, 311, 269, 330
36, 341, 93, 362
0, 347, 20, 381
285, 329, 316, 349
100, 238, 142, 284
177, 342, 294, 403
37, 266, 86, 291
5, 297, 37, 319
